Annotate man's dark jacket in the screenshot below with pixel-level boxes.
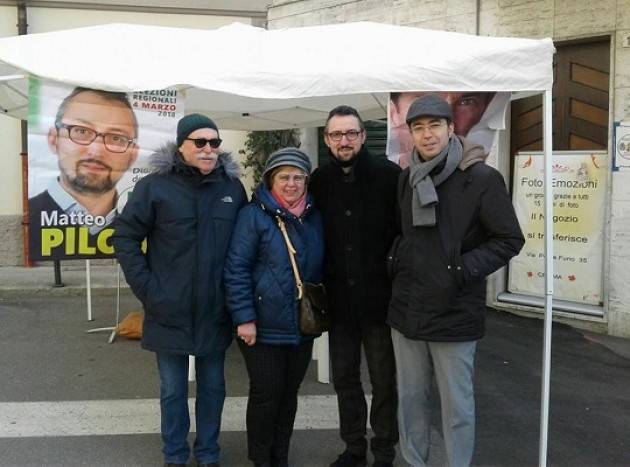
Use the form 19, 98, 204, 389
224, 184, 324, 346
112, 142, 247, 356
309, 146, 401, 326
387, 137, 524, 342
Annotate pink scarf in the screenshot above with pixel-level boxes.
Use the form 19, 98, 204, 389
271, 190, 307, 218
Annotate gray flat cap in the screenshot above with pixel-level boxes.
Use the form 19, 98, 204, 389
406, 93, 453, 125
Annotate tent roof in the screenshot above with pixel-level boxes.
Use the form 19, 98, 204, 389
0, 21, 554, 130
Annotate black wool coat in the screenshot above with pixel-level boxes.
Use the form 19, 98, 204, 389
112, 142, 247, 356
309, 147, 401, 326
387, 137, 525, 342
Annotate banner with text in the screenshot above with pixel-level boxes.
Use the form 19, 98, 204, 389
28, 78, 184, 261
508, 152, 607, 305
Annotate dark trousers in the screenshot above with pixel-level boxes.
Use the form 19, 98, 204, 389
329, 321, 399, 463
238, 339, 314, 466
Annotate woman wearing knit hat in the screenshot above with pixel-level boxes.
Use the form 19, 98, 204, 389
224, 147, 324, 467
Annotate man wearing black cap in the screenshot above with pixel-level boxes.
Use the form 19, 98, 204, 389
113, 113, 247, 467
310, 106, 400, 467
387, 94, 524, 466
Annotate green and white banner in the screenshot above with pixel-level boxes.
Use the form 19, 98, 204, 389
27, 78, 184, 261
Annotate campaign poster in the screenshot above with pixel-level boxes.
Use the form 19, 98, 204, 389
27, 78, 184, 261
508, 152, 607, 305
386, 91, 510, 167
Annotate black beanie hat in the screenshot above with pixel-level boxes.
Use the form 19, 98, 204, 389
177, 113, 219, 147
406, 93, 453, 125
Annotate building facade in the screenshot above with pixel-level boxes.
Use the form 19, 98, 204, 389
2, 0, 630, 337
268, 0, 630, 337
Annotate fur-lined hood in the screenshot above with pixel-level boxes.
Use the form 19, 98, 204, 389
149, 141, 241, 179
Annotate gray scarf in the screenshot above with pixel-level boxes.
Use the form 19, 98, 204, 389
408, 136, 463, 227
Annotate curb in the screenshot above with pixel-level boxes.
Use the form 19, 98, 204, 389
0, 284, 132, 299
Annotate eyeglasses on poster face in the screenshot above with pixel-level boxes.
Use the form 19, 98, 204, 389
57, 123, 135, 153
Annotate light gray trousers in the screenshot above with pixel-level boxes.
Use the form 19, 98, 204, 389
391, 328, 477, 467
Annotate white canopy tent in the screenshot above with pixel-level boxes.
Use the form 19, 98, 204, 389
0, 21, 556, 465
0, 22, 553, 127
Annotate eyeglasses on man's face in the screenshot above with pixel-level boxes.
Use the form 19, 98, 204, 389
57, 123, 135, 153
410, 121, 448, 135
326, 129, 363, 142
186, 137, 222, 149
275, 173, 307, 184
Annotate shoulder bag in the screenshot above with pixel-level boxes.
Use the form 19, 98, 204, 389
276, 216, 329, 335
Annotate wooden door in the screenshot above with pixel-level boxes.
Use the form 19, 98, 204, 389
510, 38, 610, 155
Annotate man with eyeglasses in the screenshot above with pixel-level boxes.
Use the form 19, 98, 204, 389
387, 94, 524, 467
28, 87, 139, 259
388, 91, 496, 168
310, 106, 400, 467
113, 113, 246, 467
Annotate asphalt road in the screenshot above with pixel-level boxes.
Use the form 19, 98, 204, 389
0, 292, 628, 466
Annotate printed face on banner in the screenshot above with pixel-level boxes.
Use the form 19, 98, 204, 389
28, 80, 184, 261
48, 90, 139, 200
387, 91, 507, 167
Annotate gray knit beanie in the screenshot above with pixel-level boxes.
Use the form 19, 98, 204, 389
263, 147, 312, 182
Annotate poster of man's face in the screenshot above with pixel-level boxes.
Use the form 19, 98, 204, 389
48, 89, 139, 200
387, 91, 509, 168
28, 79, 183, 261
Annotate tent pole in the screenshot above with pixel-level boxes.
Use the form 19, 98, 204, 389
86, 259, 93, 321
538, 89, 554, 467
17, 3, 31, 267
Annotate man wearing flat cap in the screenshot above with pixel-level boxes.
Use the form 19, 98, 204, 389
113, 113, 247, 467
387, 94, 524, 466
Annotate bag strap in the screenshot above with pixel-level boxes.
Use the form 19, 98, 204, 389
276, 216, 303, 299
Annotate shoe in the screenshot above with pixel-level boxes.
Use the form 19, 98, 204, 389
198, 464, 219, 467
372, 462, 393, 467
330, 451, 367, 467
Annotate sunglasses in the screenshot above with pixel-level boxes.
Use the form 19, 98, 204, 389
186, 137, 222, 149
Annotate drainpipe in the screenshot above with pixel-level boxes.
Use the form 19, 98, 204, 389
475, 0, 481, 36
17, 2, 32, 267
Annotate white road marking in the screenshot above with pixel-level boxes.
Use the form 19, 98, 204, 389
0, 395, 349, 438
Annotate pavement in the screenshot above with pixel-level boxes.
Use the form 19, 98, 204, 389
0, 264, 629, 466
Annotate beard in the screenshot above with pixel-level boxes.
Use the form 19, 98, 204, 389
333, 146, 359, 167
63, 159, 116, 195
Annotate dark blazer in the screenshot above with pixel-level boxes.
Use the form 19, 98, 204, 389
309, 146, 401, 326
